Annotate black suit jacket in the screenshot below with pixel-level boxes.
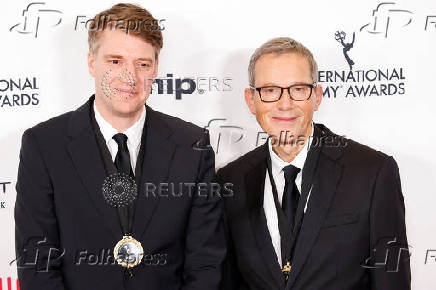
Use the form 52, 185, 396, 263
14, 96, 226, 290
218, 123, 410, 290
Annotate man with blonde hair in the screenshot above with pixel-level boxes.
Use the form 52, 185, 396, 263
15, 3, 225, 290
218, 37, 410, 289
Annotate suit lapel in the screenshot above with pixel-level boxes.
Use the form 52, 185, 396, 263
132, 106, 177, 239
245, 143, 285, 289
66, 97, 122, 239
300, 124, 323, 199
286, 125, 344, 289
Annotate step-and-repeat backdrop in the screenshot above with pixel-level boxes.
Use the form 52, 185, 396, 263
1, 0, 435, 288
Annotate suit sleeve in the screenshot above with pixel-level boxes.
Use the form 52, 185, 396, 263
14, 129, 66, 290
216, 169, 249, 290
369, 156, 411, 290
182, 131, 226, 290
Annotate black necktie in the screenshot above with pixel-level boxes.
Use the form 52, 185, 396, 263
112, 133, 134, 176
282, 165, 301, 230
112, 132, 135, 239
112, 133, 136, 278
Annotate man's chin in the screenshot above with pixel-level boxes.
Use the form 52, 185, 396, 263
270, 127, 300, 139
111, 101, 144, 116
267, 127, 306, 146
112, 91, 140, 102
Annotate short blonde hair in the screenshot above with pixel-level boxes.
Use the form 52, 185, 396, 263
248, 37, 318, 86
88, 3, 163, 58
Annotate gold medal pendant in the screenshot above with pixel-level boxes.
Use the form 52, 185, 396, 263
282, 261, 292, 282
114, 235, 144, 268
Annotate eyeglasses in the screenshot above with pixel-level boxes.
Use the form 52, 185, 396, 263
250, 83, 317, 103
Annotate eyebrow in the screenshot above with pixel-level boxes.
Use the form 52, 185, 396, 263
136, 57, 153, 62
103, 55, 154, 62
104, 54, 123, 59
257, 81, 312, 87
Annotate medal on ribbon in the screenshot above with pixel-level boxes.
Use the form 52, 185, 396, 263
102, 172, 143, 268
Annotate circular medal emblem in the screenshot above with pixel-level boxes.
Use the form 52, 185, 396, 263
102, 172, 137, 207
114, 236, 144, 268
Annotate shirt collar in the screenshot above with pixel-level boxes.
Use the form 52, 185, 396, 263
93, 102, 146, 149
268, 122, 314, 175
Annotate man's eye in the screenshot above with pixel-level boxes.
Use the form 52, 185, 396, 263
139, 63, 151, 67
111, 60, 120, 64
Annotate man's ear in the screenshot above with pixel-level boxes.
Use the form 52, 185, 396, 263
87, 51, 95, 77
244, 88, 256, 115
313, 84, 323, 111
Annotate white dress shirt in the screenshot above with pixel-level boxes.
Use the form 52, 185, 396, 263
93, 102, 146, 172
263, 123, 314, 266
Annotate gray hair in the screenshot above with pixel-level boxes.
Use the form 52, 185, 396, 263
248, 37, 318, 87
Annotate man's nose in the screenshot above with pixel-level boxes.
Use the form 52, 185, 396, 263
123, 63, 138, 85
277, 88, 295, 109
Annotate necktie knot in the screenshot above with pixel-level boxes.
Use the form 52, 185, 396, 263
113, 133, 128, 150
283, 164, 300, 182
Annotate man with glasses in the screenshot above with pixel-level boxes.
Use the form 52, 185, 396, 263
218, 37, 410, 290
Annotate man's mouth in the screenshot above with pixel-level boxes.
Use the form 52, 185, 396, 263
115, 88, 137, 95
272, 116, 299, 122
